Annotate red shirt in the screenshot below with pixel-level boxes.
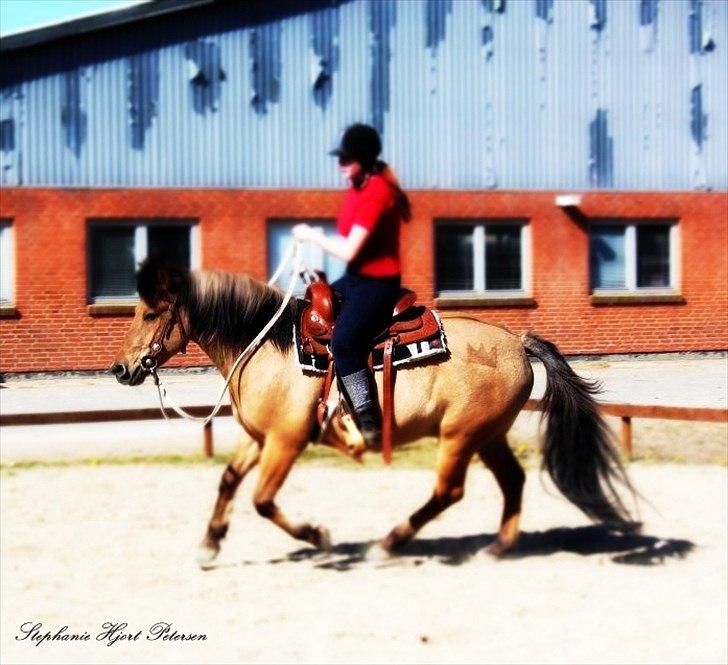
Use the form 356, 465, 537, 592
337, 174, 401, 278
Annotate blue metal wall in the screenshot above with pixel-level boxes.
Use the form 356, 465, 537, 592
1, 0, 726, 190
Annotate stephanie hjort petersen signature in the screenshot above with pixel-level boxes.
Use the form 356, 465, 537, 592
16, 621, 207, 646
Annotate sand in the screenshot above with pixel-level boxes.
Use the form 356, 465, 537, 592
1, 462, 726, 664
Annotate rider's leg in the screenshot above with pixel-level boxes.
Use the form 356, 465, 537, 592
339, 367, 381, 448
331, 273, 400, 449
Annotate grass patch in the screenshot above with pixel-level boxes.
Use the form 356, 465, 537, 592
3, 429, 721, 475
1, 453, 231, 473
301, 438, 440, 469
0, 442, 442, 474
1, 436, 543, 474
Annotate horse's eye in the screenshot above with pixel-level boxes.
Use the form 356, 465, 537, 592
143, 312, 159, 322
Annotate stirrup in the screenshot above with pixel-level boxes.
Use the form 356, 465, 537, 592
322, 409, 367, 462
334, 397, 367, 455
316, 399, 336, 444
341, 413, 367, 456
336, 418, 379, 456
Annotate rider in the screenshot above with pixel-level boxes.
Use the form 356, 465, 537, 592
293, 123, 410, 449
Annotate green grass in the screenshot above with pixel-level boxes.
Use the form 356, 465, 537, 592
302, 438, 440, 469
6, 431, 716, 475
0, 443, 441, 473
629, 452, 728, 467
0, 435, 544, 475
0, 452, 231, 473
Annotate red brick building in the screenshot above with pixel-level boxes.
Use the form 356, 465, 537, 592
1, 187, 726, 373
1, 1, 727, 373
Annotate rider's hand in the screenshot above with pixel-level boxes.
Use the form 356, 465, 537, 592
292, 223, 315, 242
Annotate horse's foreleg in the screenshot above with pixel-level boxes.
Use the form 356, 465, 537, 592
380, 437, 471, 554
197, 434, 260, 566
252, 436, 331, 550
478, 434, 526, 556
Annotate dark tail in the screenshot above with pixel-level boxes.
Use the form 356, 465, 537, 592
522, 332, 637, 530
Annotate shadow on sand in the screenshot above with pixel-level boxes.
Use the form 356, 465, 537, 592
213, 525, 694, 572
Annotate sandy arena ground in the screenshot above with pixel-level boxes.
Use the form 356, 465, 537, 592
1, 357, 726, 663
1, 461, 726, 665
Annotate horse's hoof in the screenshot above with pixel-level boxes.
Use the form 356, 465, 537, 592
381, 524, 414, 553
365, 542, 392, 562
196, 541, 220, 569
307, 524, 332, 551
313, 525, 332, 551
482, 538, 516, 559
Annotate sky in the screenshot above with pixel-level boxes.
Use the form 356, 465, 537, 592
0, 0, 148, 36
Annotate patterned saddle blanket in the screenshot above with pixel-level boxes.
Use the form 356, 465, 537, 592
292, 281, 449, 373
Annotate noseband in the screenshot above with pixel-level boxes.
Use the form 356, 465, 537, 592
141, 298, 189, 372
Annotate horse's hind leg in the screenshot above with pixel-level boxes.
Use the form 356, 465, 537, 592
380, 436, 472, 554
197, 433, 260, 567
477, 433, 526, 556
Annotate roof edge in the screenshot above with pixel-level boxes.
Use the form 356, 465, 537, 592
0, 0, 216, 54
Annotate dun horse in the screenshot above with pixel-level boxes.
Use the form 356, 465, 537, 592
112, 259, 636, 565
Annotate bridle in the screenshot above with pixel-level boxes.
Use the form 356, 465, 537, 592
141, 297, 189, 372
144, 240, 305, 426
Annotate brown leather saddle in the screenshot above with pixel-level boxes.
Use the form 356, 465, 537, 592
299, 276, 445, 463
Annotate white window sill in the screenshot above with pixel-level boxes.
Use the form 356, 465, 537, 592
0, 304, 18, 318
434, 292, 535, 308
87, 301, 138, 316
591, 291, 684, 305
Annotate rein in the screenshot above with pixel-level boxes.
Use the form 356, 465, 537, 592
147, 241, 306, 426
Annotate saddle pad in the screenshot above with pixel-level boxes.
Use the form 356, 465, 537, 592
293, 308, 449, 374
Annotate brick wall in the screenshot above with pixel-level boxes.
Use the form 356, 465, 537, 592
0, 188, 726, 373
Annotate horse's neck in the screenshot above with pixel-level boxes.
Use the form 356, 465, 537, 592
196, 336, 294, 421
187, 271, 281, 375
195, 339, 241, 379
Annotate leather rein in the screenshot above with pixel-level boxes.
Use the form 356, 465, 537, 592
141, 241, 305, 426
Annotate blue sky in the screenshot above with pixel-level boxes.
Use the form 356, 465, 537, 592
0, 0, 147, 36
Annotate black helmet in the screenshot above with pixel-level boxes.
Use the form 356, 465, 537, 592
329, 123, 382, 170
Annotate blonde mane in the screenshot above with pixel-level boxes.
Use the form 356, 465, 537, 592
187, 270, 294, 353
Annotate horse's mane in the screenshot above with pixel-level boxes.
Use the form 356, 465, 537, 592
186, 270, 294, 354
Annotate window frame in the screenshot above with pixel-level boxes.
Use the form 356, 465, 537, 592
589, 218, 679, 296
86, 218, 199, 305
0, 218, 15, 310
434, 218, 532, 301
267, 218, 345, 294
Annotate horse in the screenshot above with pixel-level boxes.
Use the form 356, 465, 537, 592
111, 258, 637, 566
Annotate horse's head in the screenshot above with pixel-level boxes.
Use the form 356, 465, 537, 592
110, 258, 191, 386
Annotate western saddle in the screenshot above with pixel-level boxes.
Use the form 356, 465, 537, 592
299, 275, 443, 463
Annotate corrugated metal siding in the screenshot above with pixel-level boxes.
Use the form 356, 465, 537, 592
1, 0, 726, 189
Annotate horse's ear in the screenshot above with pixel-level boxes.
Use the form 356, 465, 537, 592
136, 257, 189, 306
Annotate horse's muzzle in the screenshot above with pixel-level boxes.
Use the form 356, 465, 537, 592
110, 362, 145, 386
110, 362, 130, 384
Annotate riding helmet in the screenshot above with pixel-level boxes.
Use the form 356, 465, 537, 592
329, 123, 382, 170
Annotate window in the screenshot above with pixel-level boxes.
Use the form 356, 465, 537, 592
87, 219, 198, 302
0, 219, 14, 305
590, 221, 678, 292
435, 220, 530, 295
267, 219, 346, 294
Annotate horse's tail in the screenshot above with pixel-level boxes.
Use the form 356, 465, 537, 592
521, 332, 638, 530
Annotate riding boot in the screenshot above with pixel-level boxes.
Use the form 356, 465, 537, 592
339, 369, 382, 449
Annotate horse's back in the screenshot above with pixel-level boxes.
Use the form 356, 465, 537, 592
441, 316, 532, 414
442, 316, 530, 373
389, 316, 533, 440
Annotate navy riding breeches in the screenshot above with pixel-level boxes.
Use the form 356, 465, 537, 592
330, 272, 401, 377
